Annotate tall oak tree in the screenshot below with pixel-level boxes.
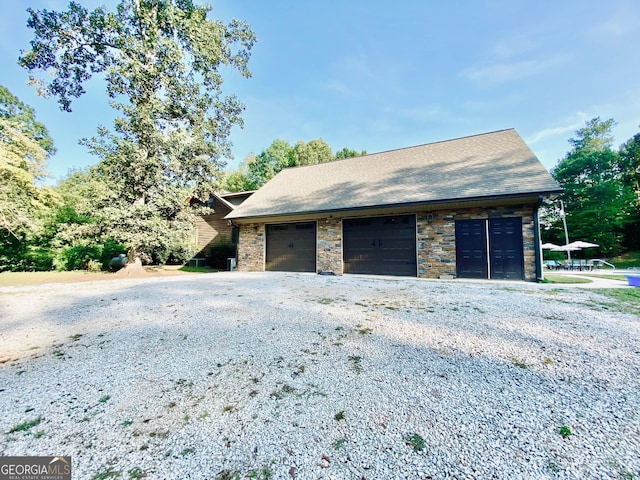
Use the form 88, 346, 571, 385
20, 0, 256, 267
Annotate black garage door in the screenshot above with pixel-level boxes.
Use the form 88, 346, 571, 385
455, 218, 524, 280
343, 214, 417, 276
455, 219, 489, 278
266, 222, 316, 272
489, 217, 525, 280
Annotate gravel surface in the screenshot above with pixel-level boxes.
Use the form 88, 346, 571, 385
0, 272, 638, 479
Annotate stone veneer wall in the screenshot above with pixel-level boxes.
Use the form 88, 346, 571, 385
235, 203, 537, 280
236, 223, 264, 272
415, 205, 536, 280
317, 217, 342, 273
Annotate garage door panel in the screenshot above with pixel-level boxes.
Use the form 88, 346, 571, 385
266, 222, 316, 272
343, 215, 417, 276
489, 217, 524, 280
455, 219, 488, 279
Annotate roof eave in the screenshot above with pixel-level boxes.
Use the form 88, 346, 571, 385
225, 189, 563, 223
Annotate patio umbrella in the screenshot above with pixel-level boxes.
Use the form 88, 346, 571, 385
550, 245, 581, 251
567, 240, 599, 249
541, 242, 560, 249
551, 244, 581, 262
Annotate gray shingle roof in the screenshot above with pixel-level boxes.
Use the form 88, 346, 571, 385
226, 129, 561, 220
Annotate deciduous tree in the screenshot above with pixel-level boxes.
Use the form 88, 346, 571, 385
0, 85, 56, 239
20, 0, 256, 269
223, 139, 367, 192
550, 117, 633, 256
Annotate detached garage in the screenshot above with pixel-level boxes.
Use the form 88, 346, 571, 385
226, 129, 562, 281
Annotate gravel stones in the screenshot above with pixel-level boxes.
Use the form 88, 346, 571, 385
0, 272, 638, 479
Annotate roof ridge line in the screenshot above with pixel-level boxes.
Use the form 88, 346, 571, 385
282, 128, 516, 172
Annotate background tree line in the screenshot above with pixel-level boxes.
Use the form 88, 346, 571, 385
541, 117, 640, 258
223, 139, 365, 192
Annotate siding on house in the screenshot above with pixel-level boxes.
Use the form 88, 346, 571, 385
195, 202, 233, 253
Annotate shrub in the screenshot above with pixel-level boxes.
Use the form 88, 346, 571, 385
208, 244, 236, 269
54, 244, 102, 271
87, 260, 102, 272
0, 233, 54, 272
100, 240, 127, 269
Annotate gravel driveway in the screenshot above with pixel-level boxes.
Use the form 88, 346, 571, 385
0, 272, 638, 479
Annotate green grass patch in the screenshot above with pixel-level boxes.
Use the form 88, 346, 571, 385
9, 416, 42, 433
316, 298, 334, 304
559, 425, 572, 438
404, 433, 426, 452
348, 355, 363, 373
178, 266, 216, 273
215, 471, 241, 480
512, 359, 528, 369
592, 288, 640, 316
584, 274, 627, 281
354, 324, 373, 335
609, 250, 640, 269
333, 438, 347, 450
92, 469, 120, 480
128, 467, 146, 480
543, 274, 592, 284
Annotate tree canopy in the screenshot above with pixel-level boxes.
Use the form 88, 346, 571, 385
544, 117, 637, 256
0, 85, 56, 239
223, 138, 366, 192
20, 0, 256, 264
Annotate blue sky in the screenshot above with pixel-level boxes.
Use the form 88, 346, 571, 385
1, 0, 639, 183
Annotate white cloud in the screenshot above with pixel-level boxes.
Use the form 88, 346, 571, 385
323, 79, 355, 96
526, 113, 591, 145
590, 4, 640, 38
460, 56, 566, 86
489, 35, 538, 60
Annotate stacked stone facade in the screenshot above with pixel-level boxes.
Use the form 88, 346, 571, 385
235, 203, 538, 281
317, 217, 342, 273
236, 223, 265, 272
415, 205, 536, 280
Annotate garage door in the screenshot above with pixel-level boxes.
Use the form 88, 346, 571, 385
266, 222, 316, 272
455, 218, 524, 280
343, 214, 417, 276
454, 219, 489, 279
489, 217, 524, 280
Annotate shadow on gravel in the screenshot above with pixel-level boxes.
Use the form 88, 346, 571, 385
1, 273, 639, 479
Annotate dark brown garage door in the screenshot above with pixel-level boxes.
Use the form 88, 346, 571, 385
343, 214, 417, 276
455, 218, 524, 280
266, 222, 316, 272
